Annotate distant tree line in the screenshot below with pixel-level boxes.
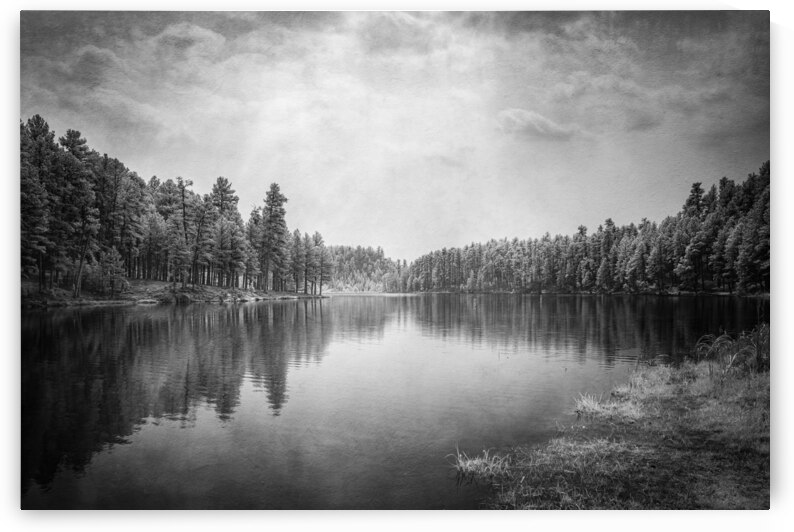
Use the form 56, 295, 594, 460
20, 115, 332, 296
326, 245, 406, 293
325, 162, 770, 295
401, 162, 769, 295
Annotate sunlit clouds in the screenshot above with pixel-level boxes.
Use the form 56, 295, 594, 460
21, 11, 769, 260
497, 108, 587, 141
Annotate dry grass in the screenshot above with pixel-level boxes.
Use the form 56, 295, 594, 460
574, 392, 643, 422
457, 324, 770, 509
695, 323, 770, 373
490, 438, 663, 510
449, 447, 510, 483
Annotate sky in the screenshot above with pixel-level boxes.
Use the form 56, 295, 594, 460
20, 11, 770, 261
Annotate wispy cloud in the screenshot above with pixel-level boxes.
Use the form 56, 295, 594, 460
497, 108, 585, 141
623, 107, 664, 132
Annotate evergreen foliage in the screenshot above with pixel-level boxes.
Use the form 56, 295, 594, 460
20, 115, 333, 295
403, 162, 770, 295
20, 115, 769, 297
327, 245, 404, 292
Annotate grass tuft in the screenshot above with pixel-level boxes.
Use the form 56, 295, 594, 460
573, 393, 602, 415
448, 446, 510, 483
575, 392, 643, 422
695, 323, 770, 374
455, 323, 770, 509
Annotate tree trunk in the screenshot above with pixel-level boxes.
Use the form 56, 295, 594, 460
38, 252, 45, 292
73, 234, 89, 298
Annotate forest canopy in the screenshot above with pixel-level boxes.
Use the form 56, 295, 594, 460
399, 163, 770, 295
319, 163, 769, 296
21, 115, 332, 297
20, 114, 769, 297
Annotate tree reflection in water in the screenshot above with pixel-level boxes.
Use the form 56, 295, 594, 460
21, 300, 336, 492
21, 294, 767, 496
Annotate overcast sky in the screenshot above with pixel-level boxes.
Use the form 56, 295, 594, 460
20, 11, 769, 261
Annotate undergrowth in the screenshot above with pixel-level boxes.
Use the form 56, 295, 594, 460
695, 323, 770, 373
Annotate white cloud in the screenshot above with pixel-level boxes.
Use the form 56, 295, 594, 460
497, 108, 584, 141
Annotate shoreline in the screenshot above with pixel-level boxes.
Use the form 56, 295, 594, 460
455, 326, 770, 509
322, 289, 770, 299
21, 279, 328, 309
22, 284, 769, 309
403, 289, 770, 299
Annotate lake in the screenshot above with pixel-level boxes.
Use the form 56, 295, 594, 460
21, 294, 769, 509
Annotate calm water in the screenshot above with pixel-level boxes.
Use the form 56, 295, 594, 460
21, 294, 768, 509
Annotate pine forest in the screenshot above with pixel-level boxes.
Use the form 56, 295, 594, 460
21, 114, 769, 298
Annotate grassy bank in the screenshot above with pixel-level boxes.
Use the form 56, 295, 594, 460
454, 325, 770, 509
21, 279, 326, 308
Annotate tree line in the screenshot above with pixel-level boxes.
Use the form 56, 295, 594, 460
20, 114, 769, 297
399, 162, 769, 295
326, 245, 406, 293
20, 115, 333, 297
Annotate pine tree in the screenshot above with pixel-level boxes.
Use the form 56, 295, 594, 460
290, 229, 304, 293
25, 115, 62, 289
101, 246, 127, 297
260, 184, 288, 291
317, 245, 333, 296
211, 176, 238, 217
190, 194, 217, 285
244, 207, 263, 289
20, 120, 51, 284
683, 182, 705, 218
596, 256, 612, 293
303, 232, 316, 294
52, 137, 99, 297
312, 232, 326, 294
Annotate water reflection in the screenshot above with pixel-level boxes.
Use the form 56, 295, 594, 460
21, 300, 334, 493
21, 294, 768, 503
400, 294, 768, 366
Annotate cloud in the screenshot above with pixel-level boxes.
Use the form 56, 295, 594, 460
154, 22, 226, 58
497, 108, 584, 141
23, 45, 128, 94
19, 12, 768, 261
69, 45, 125, 88
355, 12, 449, 55
553, 72, 645, 102
623, 107, 664, 132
